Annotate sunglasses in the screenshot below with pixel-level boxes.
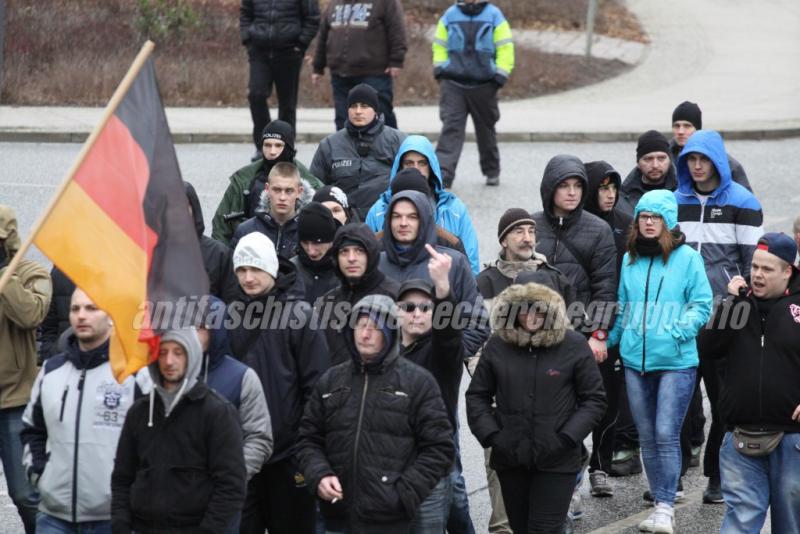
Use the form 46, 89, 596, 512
397, 301, 433, 313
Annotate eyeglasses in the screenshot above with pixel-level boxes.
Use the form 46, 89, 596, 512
639, 214, 663, 223
397, 302, 433, 313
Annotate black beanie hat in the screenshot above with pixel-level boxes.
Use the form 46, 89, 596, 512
636, 130, 671, 161
298, 202, 338, 243
347, 83, 380, 111
312, 185, 350, 209
390, 168, 431, 196
672, 101, 702, 130
261, 120, 296, 150
497, 208, 536, 243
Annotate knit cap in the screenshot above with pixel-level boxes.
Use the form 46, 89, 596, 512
233, 232, 279, 278
497, 208, 536, 243
672, 101, 702, 130
637, 130, 671, 161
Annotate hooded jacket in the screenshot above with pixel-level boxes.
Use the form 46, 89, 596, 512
199, 296, 273, 480
699, 271, 800, 433
111, 328, 246, 533
378, 191, 490, 357
674, 130, 764, 297
0, 205, 52, 409
318, 223, 400, 365
21, 338, 139, 523
185, 182, 240, 303
616, 163, 678, 219
531, 155, 617, 331
211, 157, 320, 245
239, 0, 320, 51
466, 282, 606, 473
608, 190, 713, 372
584, 160, 634, 276
312, 0, 407, 78
668, 138, 752, 192
228, 257, 330, 463
310, 117, 407, 220
297, 295, 454, 529
365, 135, 481, 274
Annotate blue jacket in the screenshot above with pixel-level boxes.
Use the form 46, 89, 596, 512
674, 130, 763, 297
365, 135, 481, 274
609, 190, 713, 372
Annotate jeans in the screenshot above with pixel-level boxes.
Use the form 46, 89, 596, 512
410, 476, 452, 533
719, 431, 800, 534
246, 45, 304, 147
0, 406, 39, 534
497, 469, 575, 534
331, 74, 397, 131
36, 512, 111, 533
624, 367, 696, 506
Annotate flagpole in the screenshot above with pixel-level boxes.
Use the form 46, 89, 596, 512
0, 40, 156, 295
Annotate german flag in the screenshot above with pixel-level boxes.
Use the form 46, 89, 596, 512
34, 49, 209, 381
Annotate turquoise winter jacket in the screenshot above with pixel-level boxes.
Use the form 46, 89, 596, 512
365, 135, 480, 274
608, 190, 713, 372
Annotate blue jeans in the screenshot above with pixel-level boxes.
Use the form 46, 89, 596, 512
330, 74, 397, 131
624, 367, 696, 506
719, 431, 800, 534
447, 426, 475, 534
36, 512, 111, 533
410, 476, 452, 533
0, 406, 39, 533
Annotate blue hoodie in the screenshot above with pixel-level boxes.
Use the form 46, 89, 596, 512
608, 190, 713, 372
365, 135, 480, 274
674, 130, 763, 296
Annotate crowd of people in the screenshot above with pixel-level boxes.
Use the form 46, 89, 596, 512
1, 1, 799, 534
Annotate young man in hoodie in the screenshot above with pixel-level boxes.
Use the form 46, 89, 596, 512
185, 182, 240, 303
310, 84, 406, 220
291, 202, 341, 304
366, 135, 480, 274
212, 120, 320, 244
297, 294, 454, 534
378, 190, 490, 359
22, 289, 139, 532
317, 223, 400, 365
674, 130, 764, 504
111, 328, 246, 533
0, 204, 51, 534
229, 232, 330, 534
230, 162, 312, 257
433, 0, 515, 187
311, 0, 406, 130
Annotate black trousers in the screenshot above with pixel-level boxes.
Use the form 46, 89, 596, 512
497, 468, 575, 534
614, 372, 639, 451
240, 457, 315, 534
696, 355, 724, 479
247, 46, 303, 148
589, 348, 622, 473
435, 79, 500, 186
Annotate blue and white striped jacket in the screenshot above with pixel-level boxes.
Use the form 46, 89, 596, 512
674, 130, 763, 297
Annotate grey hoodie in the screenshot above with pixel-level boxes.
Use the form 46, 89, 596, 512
147, 328, 203, 425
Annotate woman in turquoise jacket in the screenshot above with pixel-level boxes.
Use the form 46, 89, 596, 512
608, 189, 712, 534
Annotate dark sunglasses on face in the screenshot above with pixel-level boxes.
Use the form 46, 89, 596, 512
397, 301, 433, 313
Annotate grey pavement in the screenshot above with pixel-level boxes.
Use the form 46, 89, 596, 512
1, 0, 799, 143
1, 138, 796, 533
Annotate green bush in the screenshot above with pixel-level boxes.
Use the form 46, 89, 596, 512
135, 0, 201, 41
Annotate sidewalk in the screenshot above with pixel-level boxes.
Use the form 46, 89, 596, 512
1, 0, 799, 143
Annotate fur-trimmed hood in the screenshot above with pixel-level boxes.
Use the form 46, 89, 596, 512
490, 282, 569, 349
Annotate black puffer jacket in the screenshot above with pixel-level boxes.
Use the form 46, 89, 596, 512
185, 182, 240, 303
228, 257, 330, 463
584, 161, 633, 276
318, 223, 400, 365
532, 155, 617, 331
699, 272, 800, 433
240, 0, 320, 50
466, 282, 606, 473
616, 164, 678, 218
298, 295, 454, 529
310, 118, 406, 220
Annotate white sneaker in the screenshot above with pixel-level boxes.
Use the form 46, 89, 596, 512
652, 503, 675, 534
638, 511, 657, 532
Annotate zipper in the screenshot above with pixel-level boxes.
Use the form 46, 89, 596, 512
697, 197, 707, 254
552, 217, 564, 264
71, 367, 87, 523
352, 371, 370, 517
758, 315, 766, 420
641, 258, 654, 374
59, 386, 69, 422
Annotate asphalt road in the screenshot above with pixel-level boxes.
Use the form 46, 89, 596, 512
2, 138, 796, 533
